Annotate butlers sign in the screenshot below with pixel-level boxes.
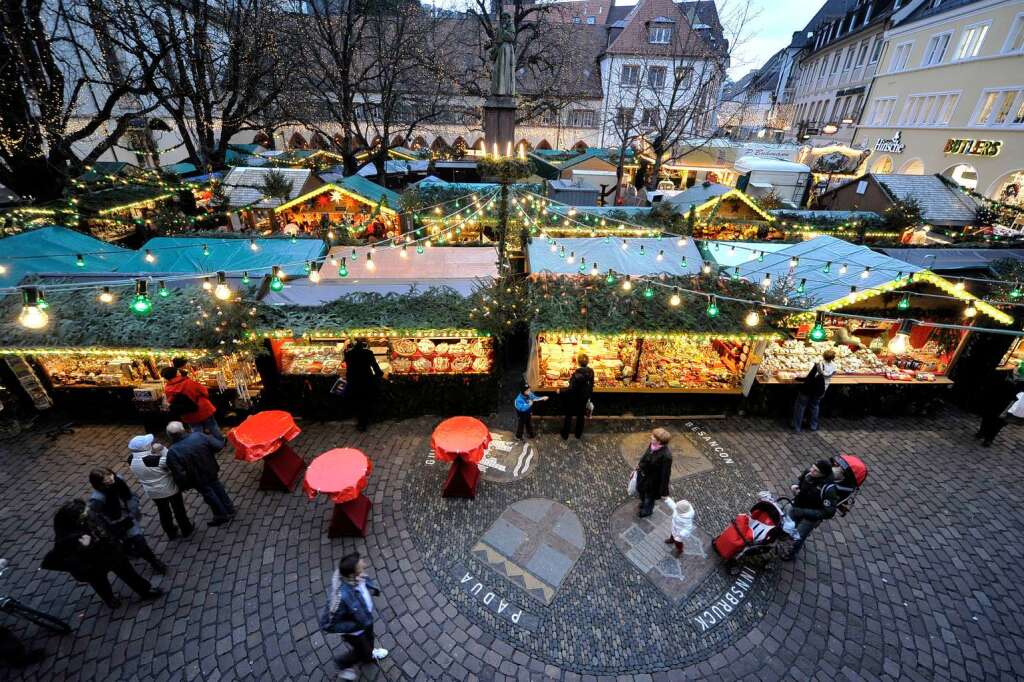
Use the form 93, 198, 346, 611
944, 138, 1002, 157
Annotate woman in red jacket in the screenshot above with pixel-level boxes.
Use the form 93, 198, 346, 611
160, 366, 222, 439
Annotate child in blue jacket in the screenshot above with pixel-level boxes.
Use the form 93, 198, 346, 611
514, 383, 548, 439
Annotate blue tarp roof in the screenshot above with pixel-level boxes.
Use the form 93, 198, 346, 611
526, 237, 704, 276
734, 235, 922, 306
0, 226, 134, 286
880, 248, 1024, 272
114, 237, 326, 278
705, 240, 791, 268
548, 205, 652, 217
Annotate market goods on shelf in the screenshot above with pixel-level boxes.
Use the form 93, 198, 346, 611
36, 351, 257, 389
279, 336, 493, 376
537, 334, 638, 389
279, 341, 348, 375
758, 340, 888, 381
638, 338, 748, 389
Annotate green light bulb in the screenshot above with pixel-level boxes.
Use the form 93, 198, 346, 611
706, 301, 719, 318
270, 276, 284, 292
130, 294, 153, 317
605, 271, 616, 285
158, 284, 170, 298
897, 295, 910, 310
416, 245, 424, 254
643, 286, 654, 299
242, 273, 250, 285
809, 324, 827, 342
338, 264, 348, 278
76, 254, 85, 268
1011, 286, 1022, 300
37, 295, 49, 311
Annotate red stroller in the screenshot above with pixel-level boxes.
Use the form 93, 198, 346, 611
712, 499, 784, 563
828, 454, 868, 515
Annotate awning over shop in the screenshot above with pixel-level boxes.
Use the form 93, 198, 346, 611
0, 226, 134, 286
526, 237, 704, 276
114, 236, 326, 278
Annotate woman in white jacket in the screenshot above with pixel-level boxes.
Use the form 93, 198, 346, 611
128, 434, 194, 540
663, 498, 695, 558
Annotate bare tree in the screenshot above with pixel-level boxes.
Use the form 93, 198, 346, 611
0, 0, 168, 200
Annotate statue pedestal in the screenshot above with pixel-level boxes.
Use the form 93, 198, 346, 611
483, 96, 517, 152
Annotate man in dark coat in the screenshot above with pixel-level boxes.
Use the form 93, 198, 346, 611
560, 354, 595, 440
41, 500, 164, 609
344, 339, 384, 432
784, 459, 839, 559
975, 371, 1019, 446
166, 421, 235, 527
636, 428, 674, 517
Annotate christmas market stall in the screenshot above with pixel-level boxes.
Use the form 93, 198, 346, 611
0, 284, 262, 426
273, 176, 401, 241
733, 235, 1014, 414
524, 237, 782, 414
253, 246, 502, 418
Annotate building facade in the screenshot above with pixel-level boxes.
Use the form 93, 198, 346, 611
853, 0, 1024, 203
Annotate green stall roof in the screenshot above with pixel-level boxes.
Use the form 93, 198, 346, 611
0, 226, 134, 286
114, 236, 326, 278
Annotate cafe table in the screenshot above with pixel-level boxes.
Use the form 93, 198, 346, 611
303, 448, 373, 537
228, 410, 304, 491
431, 416, 491, 498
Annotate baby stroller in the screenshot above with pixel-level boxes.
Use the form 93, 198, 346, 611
828, 454, 868, 516
712, 497, 785, 571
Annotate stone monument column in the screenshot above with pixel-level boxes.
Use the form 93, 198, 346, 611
483, 12, 517, 153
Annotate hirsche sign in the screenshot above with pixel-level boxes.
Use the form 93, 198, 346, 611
944, 138, 1002, 157
874, 131, 905, 154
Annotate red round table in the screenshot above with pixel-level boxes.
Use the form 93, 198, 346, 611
228, 410, 305, 491
303, 448, 373, 537
431, 416, 491, 498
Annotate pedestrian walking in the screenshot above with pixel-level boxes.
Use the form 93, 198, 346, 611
41, 500, 165, 609
161, 365, 223, 440
514, 382, 547, 439
344, 339, 383, 432
663, 498, 695, 557
319, 552, 390, 680
975, 371, 1020, 446
560, 354, 594, 440
792, 349, 837, 432
87, 468, 167, 574
783, 459, 839, 560
636, 428, 673, 518
165, 421, 235, 527
127, 434, 193, 540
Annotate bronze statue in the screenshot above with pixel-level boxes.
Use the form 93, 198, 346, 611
489, 12, 516, 97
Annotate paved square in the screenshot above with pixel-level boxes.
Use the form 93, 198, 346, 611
620, 430, 714, 479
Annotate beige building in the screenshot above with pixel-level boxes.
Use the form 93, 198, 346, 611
854, 0, 1024, 204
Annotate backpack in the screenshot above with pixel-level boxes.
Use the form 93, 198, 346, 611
169, 391, 198, 417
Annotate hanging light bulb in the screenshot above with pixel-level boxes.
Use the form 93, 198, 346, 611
861, 266, 871, 279
0, 264, 6, 275
400, 244, 408, 258
823, 261, 832, 274
416, 244, 425, 254
669, 288, 681, 306
744, 308, 760, 327
566, 251, 575, 265
789, 256, 799, 269
964, 302, 977, 318
702, 262, 712, 275
839, 263, 848, 275
35, 290, 49, 311
213, 271, 232, 300
303, 260, 312, 274
249, 238, 260, 251
731, 266, 740, 281
338, 257, 349, 278
897, 293, 910, 310
327, 230, 335, 240
549, 242, 558, 253
99, 287, 114, 304
621, 239, 629, 250
75, 253, 86, 268
638, 244, 646, 256
679, 256, 688, 269
144, 249, 156, 264
887, 319, 914, 355
643, 285, 654, 299
1011, 285, 1022, 299
308, 265, 321, 284
290, 235, 298, 244
202, 277, 213, 291
705, 296, 719, 318
129, 280, 153, 317
158, 280, 170, 297
590, 261, 599, 277
622, 275, 632, 291
366, 251, 376, 270
656, 249, 664, 262
809, 311, 828, 341
729, 244, 736, 254
329, 253, 339, 267
955, 279, 965, 291
578, 257, 587, 273
761, 273, 772, 290
847, 285, 858, 302
606, 269, 616, 285
797, 278, 806, 294
202, 243, 210, 257
18, 287, 48, 329
757, 251, 764, 262
676, 236, 687, 247
270, 266, 284, 292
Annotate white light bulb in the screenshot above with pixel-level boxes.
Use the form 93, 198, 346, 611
144, 250, 156, 264
745, 310, 760, 327
566, 252, 575, 264
308, 270, 321, 284
839, 264, 848, 275
622, 279, 632, 291
887, 333, 909, 354
19, 305, 48, 329
550, 243, 557, 253
676, 237, 687, 247
964, 303, 977, 318
366, 258, 376, 271
214, 283, 232, 300
0, 265, 7, 275
670, 293, 681, 306
99, 290, 114, 303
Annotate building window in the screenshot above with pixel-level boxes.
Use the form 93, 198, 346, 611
889, 42, 912, 72
572, 16, 580, 24
897, 92, 959, 127
869, 38, 885, 64
954, 22, 989, 60
641, 108, 661, 127
620, 64, 640, 86
674, 66, 693, 87
830, 52, 841, 73
615, 107, 635, 128
538, 109, 560, 126
855, 40, 869, 66
844, 46, 856, 70
921, 32, 951, 66
569, 109, 596, 127
867, 97, 897, 126
1003, 13, 1024, 53
972, 88, 1024, 127
649, 25, 672, 44
586, 15, 596, 24
647, 66, 667, 88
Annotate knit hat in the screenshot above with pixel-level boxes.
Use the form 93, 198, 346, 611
128, 434, 155, 452
814, 459, 832, 476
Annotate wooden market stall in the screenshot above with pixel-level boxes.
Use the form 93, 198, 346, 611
273, 176, 401, 241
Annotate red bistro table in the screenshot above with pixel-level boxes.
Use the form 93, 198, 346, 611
303, 449, 373, 537
431, 416, 491, 498
228, 410, 304, 491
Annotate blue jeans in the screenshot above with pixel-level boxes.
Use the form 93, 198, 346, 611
189, 416, 223, 441
792, 393, 822, 432
197, 480, 235, 519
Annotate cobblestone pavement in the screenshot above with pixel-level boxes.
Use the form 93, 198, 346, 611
0, 406, 1023, 681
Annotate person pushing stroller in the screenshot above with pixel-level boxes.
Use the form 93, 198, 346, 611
782, 459, 840, 560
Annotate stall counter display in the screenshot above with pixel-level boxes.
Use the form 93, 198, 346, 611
637, 337, 749, 392
537, 333, 639, 390
998, 337, 1024, 372
277, 333, 494, 377
756, 340, 947, 384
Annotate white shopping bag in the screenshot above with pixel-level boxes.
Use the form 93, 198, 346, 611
627, 470, 637, 497
1008, 392, 1024, 419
